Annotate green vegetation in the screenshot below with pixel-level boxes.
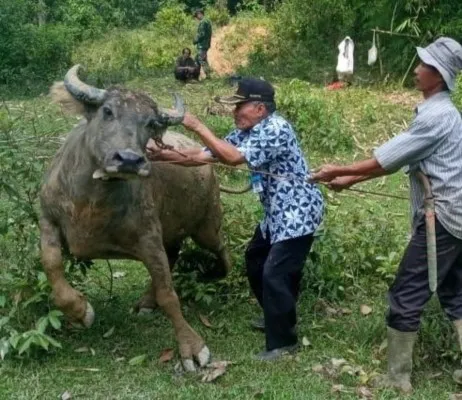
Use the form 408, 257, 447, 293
4, 0, 462, 87
0, 0, 159, 85
2, 1, 462, 398
246, 0, 462, 82
72, 3, 196, 83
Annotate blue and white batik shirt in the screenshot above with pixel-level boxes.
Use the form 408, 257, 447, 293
217, 113, 324, 244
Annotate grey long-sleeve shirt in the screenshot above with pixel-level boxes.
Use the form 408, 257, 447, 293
374, 91, 462, 239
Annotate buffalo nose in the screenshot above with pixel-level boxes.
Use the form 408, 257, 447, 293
113, 150, 145, 166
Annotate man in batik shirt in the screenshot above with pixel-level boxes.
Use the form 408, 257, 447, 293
146, 78, 324, 361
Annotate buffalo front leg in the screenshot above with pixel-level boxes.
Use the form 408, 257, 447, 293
142, 237, 210, 371
40, 218, 94, 327
134, 244, 181, 313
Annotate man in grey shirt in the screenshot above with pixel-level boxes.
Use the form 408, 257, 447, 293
313, 37, 462, 393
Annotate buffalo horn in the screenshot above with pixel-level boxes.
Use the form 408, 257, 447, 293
158, 93, 185, 126
64, 64, 107, 105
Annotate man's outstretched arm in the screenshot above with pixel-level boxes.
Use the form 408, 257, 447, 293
312, 158, 388, 183
181, 112, 246, 166
146, 141, 216, 167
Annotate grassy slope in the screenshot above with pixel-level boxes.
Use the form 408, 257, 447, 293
0, 76, 459, 399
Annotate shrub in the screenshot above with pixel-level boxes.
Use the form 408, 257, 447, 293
22, 24, 74, 81
0, 98, 86, 358
72, 3, 196, 82
206, 5, 231, 27
306, 199, 408, 300
0, 2, 74, 85
0, 110, 63, 358
243, 0, 462, 84
155, 2, 195, 36
243, 0, 355, 81
0, 0, 161, 86
277, 79, 354, 155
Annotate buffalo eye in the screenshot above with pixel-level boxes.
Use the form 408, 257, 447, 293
102, 106, 113, 119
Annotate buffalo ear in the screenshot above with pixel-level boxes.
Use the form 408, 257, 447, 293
50, 82, 85, 115
50, 82, 99, 121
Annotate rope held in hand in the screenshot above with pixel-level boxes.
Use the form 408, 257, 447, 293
149, 142, 409, 201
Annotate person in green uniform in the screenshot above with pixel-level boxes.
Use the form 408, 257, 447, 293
193, 9, 212, 79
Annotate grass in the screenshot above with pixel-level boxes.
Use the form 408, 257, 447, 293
0, 272, 458, 399
0, 74, 460, 399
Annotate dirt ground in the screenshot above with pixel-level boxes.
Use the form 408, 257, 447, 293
380, 91, 421, 108
207, 24, 268, 77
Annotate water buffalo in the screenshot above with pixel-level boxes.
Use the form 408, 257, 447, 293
39, 65, 231, 370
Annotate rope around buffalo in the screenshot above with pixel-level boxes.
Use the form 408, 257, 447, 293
150, 138, 409, 201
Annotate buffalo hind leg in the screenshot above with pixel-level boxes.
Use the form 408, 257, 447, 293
192, 219, 232, 280
142, 234, 209, 371
134, 244, 181, 313
40, 218, 94, 327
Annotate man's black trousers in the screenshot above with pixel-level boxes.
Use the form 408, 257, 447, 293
388, 216, 462, 332
245, 226, 313, 350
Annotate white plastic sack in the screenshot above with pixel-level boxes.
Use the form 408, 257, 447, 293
336, 36, 354, 81
368, 31, 377, 66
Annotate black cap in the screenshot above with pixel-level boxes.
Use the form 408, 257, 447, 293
194, 8, 204, 16
216, 78, 275, 104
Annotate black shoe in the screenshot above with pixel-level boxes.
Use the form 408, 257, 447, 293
253, 344, 299, 361
250, 317, 265, 331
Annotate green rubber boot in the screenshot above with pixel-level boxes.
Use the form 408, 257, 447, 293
452, 320, 462, 384
374, 327, 417, 394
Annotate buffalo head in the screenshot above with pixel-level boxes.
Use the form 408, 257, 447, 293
52, 65, 184, 180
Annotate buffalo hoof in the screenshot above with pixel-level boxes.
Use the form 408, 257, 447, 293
68, 301, 95, 329
133, 292, 157, 314
83, 301, 95, 327
182, 345, 211, 372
